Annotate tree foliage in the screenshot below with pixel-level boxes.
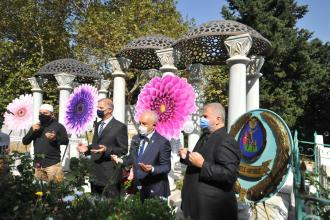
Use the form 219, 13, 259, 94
222, 0, 330, 141
73, 0, 191, 104
203, 66, 229, 107
0, 0, 74, 124
0, 0, 191, 124
74, 0, 189, 59
1, 0, 329, 142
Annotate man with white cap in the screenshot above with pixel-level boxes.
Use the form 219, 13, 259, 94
22, 103, 69, 182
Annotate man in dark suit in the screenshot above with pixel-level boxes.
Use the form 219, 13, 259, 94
111, 110, 171, 201
77, 98, 128, 197
179, 103, 240, 220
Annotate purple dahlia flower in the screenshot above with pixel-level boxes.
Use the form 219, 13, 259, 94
64, 84, 98, 135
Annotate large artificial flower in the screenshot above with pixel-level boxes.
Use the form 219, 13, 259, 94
135, 75, 196, 140
64, 84, 98, 135
4, 94, 33, 131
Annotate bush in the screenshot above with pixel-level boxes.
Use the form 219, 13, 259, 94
0, 153, 175, 220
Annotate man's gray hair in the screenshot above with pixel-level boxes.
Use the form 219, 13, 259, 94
142, 110, 159, 124
204, 103, 226, 121
98, 98, 114, 109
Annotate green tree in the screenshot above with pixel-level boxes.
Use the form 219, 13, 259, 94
0, 0, 74, 124
222, 0, 330, 140
75, 0, 189, 58
203, 66, 229, 107
74, 0, 192, 103
295, 40, 330, 142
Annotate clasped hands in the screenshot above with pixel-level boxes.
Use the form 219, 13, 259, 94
110, 155, 153, 173
178, 147, 205, 168
33, 123, 56, 141
77, 143, 107, 154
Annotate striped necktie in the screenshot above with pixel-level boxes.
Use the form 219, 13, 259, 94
98, 122, 105, 136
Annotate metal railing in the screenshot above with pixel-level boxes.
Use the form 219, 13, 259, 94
292, 131, 330, 220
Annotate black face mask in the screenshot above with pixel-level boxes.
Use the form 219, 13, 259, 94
97, 110, 105, 118
39, 114, 52, 125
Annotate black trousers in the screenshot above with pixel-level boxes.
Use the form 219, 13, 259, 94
91, 182, 121, 198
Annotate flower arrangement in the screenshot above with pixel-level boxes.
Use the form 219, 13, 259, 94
64, 84, 98, 135
3, 94, 33, 131
135, 75, 196, 140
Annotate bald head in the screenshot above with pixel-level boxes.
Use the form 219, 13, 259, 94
202, 103, 226, 132
203, 103, 226, 123
139, 110, 158, 134
140, 110, 158, 124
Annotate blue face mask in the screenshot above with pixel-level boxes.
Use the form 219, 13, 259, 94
97, 110, 105, 118
200, 117, 209, 129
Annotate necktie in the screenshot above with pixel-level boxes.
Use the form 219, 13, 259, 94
98, 122, 105, 136
137, 137, 148, 159
138, 139, 145, 157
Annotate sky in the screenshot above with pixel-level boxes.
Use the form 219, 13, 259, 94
176, 0, 330, 43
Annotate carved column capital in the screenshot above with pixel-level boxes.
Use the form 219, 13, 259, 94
225, 33, 252, 59
99, 79, 111, 93
28, 76, 43, 92
247, 55, 264, 80
142, 69, 162, 79
54, 73, 76, 90
156, 48, 178, 74
118, 57, 132, 70
109, 58, 131, 77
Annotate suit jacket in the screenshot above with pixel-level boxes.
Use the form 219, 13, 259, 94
181, 127, 240, 220
123, 131, 171, 199
88, 117, 128, 186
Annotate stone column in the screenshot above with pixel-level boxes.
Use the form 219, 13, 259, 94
27, 76, 44, 157
246, 55, 264, 111
225, 33, 252, 130
156, 48, 180, 191
54, 73, 76, 171
98, 79, 111, 99
28, 77, 43, 124
156, 48, 178, 76
186, 63, 204, 151
54, 73, 76, 124
109, 58, 131, 124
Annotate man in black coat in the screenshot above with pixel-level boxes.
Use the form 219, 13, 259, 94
179, 103, 240, 220
78, 98, 128, 197
111, 110, 171, 201
23, 104, 69, 182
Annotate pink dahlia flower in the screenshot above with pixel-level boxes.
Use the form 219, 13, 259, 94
135, 75, 196, 140
4, 94, 33, 131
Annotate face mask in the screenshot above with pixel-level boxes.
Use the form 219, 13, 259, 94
39, 114, 52, 125
138, 125, 148, 136
97, 110, 105, 118
200, 117, 209, 129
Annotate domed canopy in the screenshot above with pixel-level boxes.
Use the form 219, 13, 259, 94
36, 58, 101, 82
117, 35, 175, 70
173, 20, 271, 68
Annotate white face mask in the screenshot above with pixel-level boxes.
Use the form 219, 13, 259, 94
138, 125, 148, 136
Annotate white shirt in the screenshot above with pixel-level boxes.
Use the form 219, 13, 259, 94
140, 130, 155, 155
98, 116, 113, 134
